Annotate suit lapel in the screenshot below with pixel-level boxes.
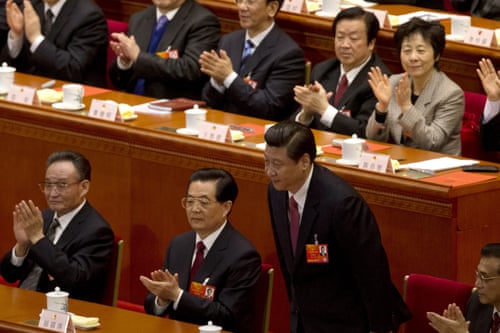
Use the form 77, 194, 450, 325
414, 70, 438, 113
178, 232, 196, 289
229, 30, 246, 75
239, 25, 279, 77
193, 224, 230, 283
55, 202, 89, 249
273, 190, 295, 271
136, 8, 156, 52
47, 0, 76, 41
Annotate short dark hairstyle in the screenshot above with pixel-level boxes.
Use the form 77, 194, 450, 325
332, 7, 380, 45
394, 17, 445, 70
481, 243, 500, 273
46, 150, 91, 181
264, 120, 317, 162
188, 168, 238, 203
269, 0, 283, 9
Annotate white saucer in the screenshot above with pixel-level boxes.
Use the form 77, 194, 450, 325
74, 323, 100, 330
52, 102, 85, 111
176, 128, 198, 136
336, 158, 359, 166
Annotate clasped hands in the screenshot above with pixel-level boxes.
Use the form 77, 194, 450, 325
6, 0, 43, 44
109, 33, 141, 66
368, 66, 412, 114
13, 200, 44, 257
139, 269, 182, 306
294, 81, 331, 121
199, 49, 234, 85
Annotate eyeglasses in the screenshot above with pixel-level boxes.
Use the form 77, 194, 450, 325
475, 270, 500, 282
38, 180, 82, 193
181, 196, 216, 210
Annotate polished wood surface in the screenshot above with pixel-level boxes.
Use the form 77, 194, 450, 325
0, 284, 228, 333
96, 0, 500, 94
1, 73, 500, 333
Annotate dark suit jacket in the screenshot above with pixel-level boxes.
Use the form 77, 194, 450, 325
0, 201, 114, 303
466, 292, 493, 333
295, 54, 391, 138
267, 164, 411, 333
0, 0, 108, 87
481, 112, 500, 151
202, 25, 305, 121
109, 0, 220, 99
144, 223, 261, 333
451, 0, 500, 20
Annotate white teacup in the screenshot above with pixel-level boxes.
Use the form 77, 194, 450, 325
184, 105, 207, 133
0, 62, 15, 94
341, 134, 366, 164
62, 84, 84, 107
322, 0, 340, 14
199, 321, 222, 333
46, 287, 69, 313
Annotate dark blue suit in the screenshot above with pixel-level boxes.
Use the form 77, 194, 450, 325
267, 164, 411, 333
202, 25, 305, 121
1, 201, 114, 303
144, 223, 261, 333
466, 292, 494, 333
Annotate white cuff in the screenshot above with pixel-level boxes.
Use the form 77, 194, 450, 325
10, 247, 27, 267
30, 35, 45, 54
483, 99, 500, 124
319, 104, 338, 127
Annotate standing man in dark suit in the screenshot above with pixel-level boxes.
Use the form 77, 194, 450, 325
1, 0, 108, 87
199, 0, 304, 121
0, 151, 115, 303
293, 7, 391, 138
140, 168, 261, 333
264, 120, 411, 333
109, 0, 220, 99
427, 243, 500, 333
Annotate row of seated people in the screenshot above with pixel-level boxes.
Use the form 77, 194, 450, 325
0, 120, 416, 333
0, 0, 498, 161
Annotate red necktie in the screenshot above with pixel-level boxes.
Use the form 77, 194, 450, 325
333, 74, 348, 107
289, 196, 300, 255
189, 241, 205, 284
491, 313, 500, 333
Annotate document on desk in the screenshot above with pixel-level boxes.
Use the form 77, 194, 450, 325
399, 157, 479, 174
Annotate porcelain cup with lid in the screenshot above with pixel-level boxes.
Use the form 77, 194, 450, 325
341, 134, 366, 164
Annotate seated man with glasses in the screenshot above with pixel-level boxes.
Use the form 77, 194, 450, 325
0, 150, 114, 303
427, 243, 500, 333
140, 168, 261, 333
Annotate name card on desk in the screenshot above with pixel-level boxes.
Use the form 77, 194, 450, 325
365, 9, 391, 28
281, 0, 307, 14
39, 309, 75, 333
88, 99, 118, 121
198, 121, 231, 143
6, 84, 36, 105
464, 27, 497, 47
359, 152, 394, 174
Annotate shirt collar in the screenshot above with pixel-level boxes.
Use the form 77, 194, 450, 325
54, 199, 86, 232
340, 54, 373, 85
288, 164, 314, 213
45, 0, 66, 20
195, 220, 227, 252
245, 22, 275, 49
157, 6, 180, 22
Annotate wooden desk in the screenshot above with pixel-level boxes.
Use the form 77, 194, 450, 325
1, 73, 500, 333
96, 0, 500, 94
0, 285, 227, 333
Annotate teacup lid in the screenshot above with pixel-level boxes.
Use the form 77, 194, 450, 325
0, 62, 16, 73
47, 286, 69, 296
199, 321, 222, 331
344, 134, 365, 144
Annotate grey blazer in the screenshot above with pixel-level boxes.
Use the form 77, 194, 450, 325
366, 70, 464, 155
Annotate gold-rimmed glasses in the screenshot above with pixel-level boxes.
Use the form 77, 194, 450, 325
38, 180, 82, 193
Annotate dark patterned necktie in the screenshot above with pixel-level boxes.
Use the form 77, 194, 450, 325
491, 312, 500, 333
44, 9, 54, 36
19, 219, 60, 290
333, 74, 348, 107
289, 196, 300, 255
189, 241, 205, 284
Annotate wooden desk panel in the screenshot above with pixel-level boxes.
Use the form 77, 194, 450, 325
0, 285, 228, 333
1, 74, 500, 333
